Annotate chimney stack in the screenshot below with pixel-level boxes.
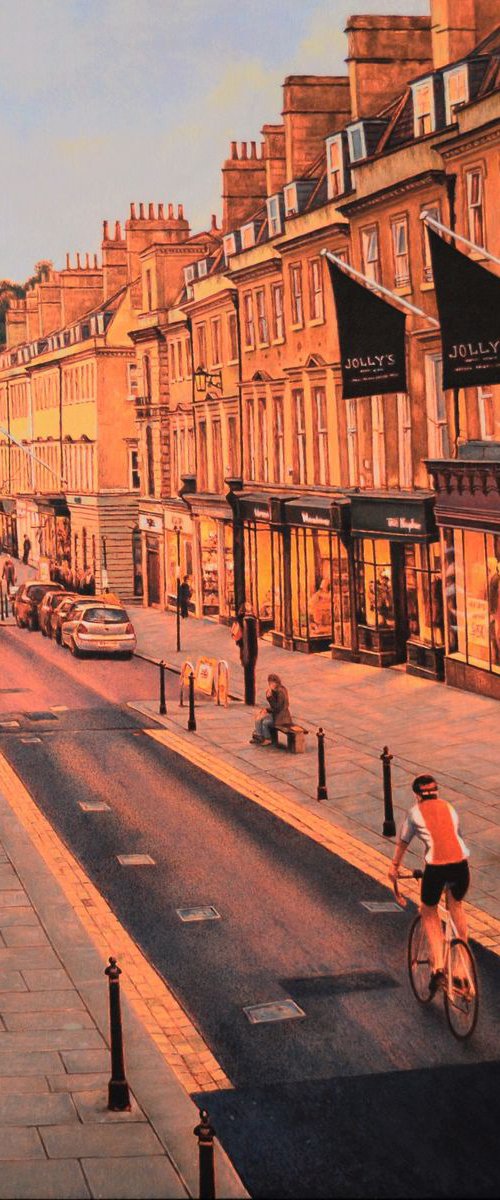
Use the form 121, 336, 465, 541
221, 139, 267, 233
261, 124, 287, 196
345, 15, 433, 120
430, 0, 499, 69
282, 76, 351, 182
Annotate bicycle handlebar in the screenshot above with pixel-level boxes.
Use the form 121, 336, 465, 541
392, 868, 423, 908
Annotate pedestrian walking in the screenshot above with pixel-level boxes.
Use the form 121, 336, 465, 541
179, 575, 192, 619
1, 556, 16, 591
22, 535, 31, 565
250, 673, 292, 745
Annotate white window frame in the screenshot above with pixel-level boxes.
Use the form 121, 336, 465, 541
478, 386, 495, 441
267, 195, 283, 237
371, 395, 386, 488
129, 446, 141, 490
243, 293, 255, 350
314, 387, 329, 486
241, 221, 257, 250
397, 393, 413, 488
425, 353, 450, 458
444, 64, 469, 125
411, 79, 435, 138
274, 395, 285, 483
258, 398, 269, 483
255, 289, 269, 346
294, 389, 307, 485
466, 168, 485, 246
227, 311, 238, 363
210, 318, 222, 367
346, 399, 359, 486
284, 183, 298, 217
347, 122, 366, 163
197, 259, 208, 278
290, 264, 303, 327
361, 225, 380, 283
272, 283, 284, 341
326, 135, 344, 199
246, 399, 256, 479
391, 216, 410, 287
223, 233, 238, 264
309, 258, 324, 322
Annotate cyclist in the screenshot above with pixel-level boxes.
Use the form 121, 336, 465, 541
389, 774, 470, 994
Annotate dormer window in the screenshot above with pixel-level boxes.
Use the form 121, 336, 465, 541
267, 194, 284, 237
241, 221, 258, 250
411, 78, 435, 137
197, 258, 208, 278
326, 135, 344, 199
284, 180, 316, 218
223, 231, 241, 265
444, 64, 469, 125
284, 183, 298, 216
347, 122, 366, 163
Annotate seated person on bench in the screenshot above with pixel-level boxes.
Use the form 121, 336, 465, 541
250, 673, 292, 746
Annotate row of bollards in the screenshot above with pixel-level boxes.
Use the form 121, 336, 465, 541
158, 661, 197, 731
105, 955, 215, 1197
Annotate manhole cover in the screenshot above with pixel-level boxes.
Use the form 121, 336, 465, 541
79, 801, 111, 812
25, 711, 58, 721
244, 999, 305, 1024
0, 721, 21, 730
361, 901, 402, 913
177, 905, 221, 922
116, 854, 155, 866
20, 736, 42, 744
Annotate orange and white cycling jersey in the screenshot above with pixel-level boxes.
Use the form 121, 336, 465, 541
400, 798, 469, 865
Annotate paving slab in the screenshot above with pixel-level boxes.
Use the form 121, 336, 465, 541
0, 1091, 77, 1125
0, 1125, 45, 1158
0, 1160, 90, 1199
3, 1009, 95, 1032
81, 1155, 187, 1199
40, 1121, 165, 1159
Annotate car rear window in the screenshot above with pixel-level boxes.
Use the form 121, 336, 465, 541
26, 586, 47, 602
82, 608, 128, 624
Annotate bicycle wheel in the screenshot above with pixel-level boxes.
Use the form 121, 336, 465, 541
444, 939, 479, 1040
408, 915, 433, 1003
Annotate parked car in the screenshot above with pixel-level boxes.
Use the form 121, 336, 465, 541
39, 590, 73, 637
50, 595, 81, 643
61, 602, 137, 658
13, 581, 66, 631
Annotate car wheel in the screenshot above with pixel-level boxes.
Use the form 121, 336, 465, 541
70, 639, 81, 658
15, 612, 23, 628
55, 628, 62, 645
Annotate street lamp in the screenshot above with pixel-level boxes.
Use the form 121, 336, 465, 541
173, 520, 182, 653
194, 367, 223, 394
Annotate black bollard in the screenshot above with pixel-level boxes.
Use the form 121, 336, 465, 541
188, 671, 197, 732
104, 957, 131, 1111
159, 660, 167, 716
381, 746, 396, 838
194, 1109, 216, 1200
316, 727, 328, 801
0, 585, 4, 621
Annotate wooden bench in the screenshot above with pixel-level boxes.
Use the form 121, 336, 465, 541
270, 723, 308, 754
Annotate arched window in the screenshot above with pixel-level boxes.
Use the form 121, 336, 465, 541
146, 425, 155, 497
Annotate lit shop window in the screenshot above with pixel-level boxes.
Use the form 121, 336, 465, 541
405, 543, 444, 648
443, 527, 500, 675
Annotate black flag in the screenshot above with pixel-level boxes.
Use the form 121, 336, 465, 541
428, 225, 500, 389
326, 257, 406, 398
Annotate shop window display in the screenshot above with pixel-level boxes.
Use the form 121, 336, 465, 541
243, 523, 273, 624
199, 519, 219, 613
223, 523, 235, 615
443, 527, 500, 675
405, 543, 444, 648
290, 528, 351, 646
355, 539, 394, 630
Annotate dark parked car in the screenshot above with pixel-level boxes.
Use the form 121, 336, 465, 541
51, 595, 84, 644
39, 590, 72, 637
13, 581, 65, 631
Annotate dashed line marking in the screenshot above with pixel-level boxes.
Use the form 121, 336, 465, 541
79, 801, 111, 812
117, 853, 156, 866
177, 905, 221, 922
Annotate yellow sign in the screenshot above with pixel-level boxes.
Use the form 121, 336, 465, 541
179, 660, 195, 706
195, 656, 217, 696
38, 557, 51, 582
217, 660, 229, 707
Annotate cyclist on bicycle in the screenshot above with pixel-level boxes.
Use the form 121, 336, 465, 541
389, 774, 470, 994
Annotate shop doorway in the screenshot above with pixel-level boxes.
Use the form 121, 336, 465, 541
390, 543, 409, 663
146, 536, 161, 606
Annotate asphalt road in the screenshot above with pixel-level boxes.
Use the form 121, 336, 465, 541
1, 625, 499, 1199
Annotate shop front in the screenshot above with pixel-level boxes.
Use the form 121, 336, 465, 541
231, 493, 275, 632
0, 499, 18, 557
276, 496, 354, 655
349, 490, 444, 678
164, 505, 195, 613
428, 445, 500, 700
34, 498, 71, 571
178, 490, 235, 622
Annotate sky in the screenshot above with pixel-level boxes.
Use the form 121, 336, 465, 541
0, 0, 428, 281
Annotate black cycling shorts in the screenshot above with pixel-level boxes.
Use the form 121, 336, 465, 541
421, 860, 470, 907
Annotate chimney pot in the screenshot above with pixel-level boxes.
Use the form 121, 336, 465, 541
76, 252, 81, 269
139, 202, 145, 219
240, 141, 248, 160
250, 141, 257, 159
178, 203, 184, 220
148, 202, 155, 219
103, 220, 109, 240
94, 253, 98, 268
158, 202, 165, 219
168, 203, 174, 219
66, 253, 70, 269
114, 220, 122, 240
231, 140, 238, 159
85, 252, 90, 269
130, 202, 136, 219
211, 213, 218, 231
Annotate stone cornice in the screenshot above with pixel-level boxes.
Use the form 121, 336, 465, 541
434, 122, 500, 161
336, 170, 447, 216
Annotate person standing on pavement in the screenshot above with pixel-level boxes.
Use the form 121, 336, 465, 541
179, 576, 192, 619
22, 535, 31, 565
1, 556, 16, 590
231, 603, 258, 705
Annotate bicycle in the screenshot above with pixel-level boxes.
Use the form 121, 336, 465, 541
393, 868, 479, 1040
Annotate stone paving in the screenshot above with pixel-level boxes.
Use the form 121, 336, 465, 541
130, 605, 500, 923
0, 770, 246, 1199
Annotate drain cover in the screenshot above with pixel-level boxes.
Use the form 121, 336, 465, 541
177, 905, 221, 922
0, 720, 21, 730
361, 901, 402, 913
20, 736, 42, 744
116, 854, 155, 866
244, 999, 305, 1024
79, 801, 111, 812
25, 711, 58, 721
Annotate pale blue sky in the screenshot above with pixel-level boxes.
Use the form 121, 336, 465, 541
0, 0, 428, 280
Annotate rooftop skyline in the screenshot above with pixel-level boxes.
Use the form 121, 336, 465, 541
1, 0, 428, 281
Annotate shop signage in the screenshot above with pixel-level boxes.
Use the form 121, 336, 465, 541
195, 656, 217, 696
467, 597, 489, 650
326, 258, 406, 398
428, 227, 500, 389
238, 495, 270, 521
139, 513, 163, 533
351, 496, 437, 541
301, 511, 330, 528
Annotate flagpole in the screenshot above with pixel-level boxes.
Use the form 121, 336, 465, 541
321, 250, 440, 328
0, 425, 67, 488
420, 212, 500, 268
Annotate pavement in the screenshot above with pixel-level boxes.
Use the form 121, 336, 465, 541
129, 604, 500, 929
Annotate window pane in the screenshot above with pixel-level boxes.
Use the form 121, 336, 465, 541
487, 534, 500, 673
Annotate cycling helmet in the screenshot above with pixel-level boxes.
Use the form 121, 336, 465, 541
412, 774, 438, 799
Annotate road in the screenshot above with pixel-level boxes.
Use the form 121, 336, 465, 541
1, 625, 499, 1198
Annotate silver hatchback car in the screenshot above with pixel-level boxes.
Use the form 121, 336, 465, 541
61, 603, 137, 659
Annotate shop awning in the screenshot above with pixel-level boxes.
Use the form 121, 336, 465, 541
33, 496, 70, 518
0, 499, 16, 515
350, 490, 437, 541
284, 495, 351, 534
237, 493, 273, 521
